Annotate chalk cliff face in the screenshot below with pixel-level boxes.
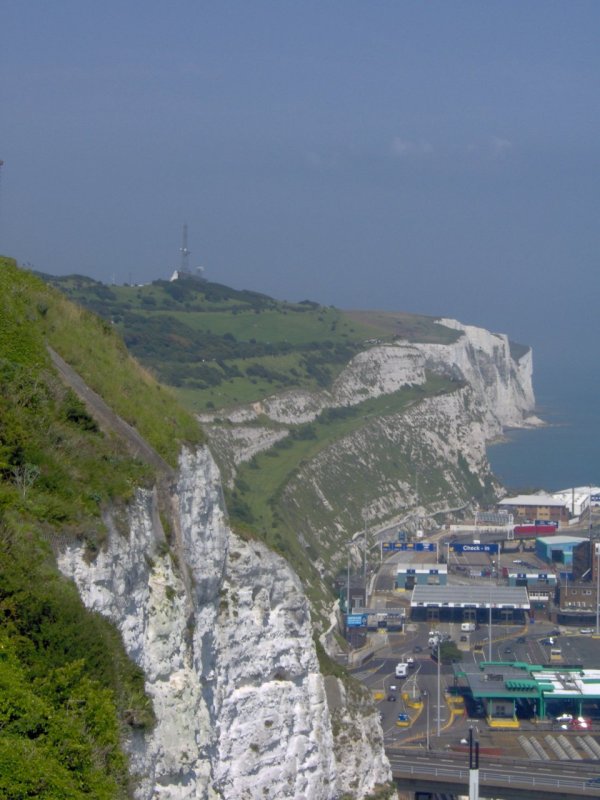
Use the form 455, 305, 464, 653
221, 318, 539, 432
57, 447, 391, 800
204, 319, 539, 557
55, 317, 536, 798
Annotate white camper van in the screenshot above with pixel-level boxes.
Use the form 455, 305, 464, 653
395, 662, 409, 678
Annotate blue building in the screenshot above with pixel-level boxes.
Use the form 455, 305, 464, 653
535, 535, 588, 567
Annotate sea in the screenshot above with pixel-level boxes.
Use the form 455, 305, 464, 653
487, 363, 600, 494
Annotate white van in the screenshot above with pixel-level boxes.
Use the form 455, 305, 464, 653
461, 622, 476, 632
395, 662, 408, 678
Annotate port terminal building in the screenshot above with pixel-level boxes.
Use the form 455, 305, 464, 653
409, 585, 530, 623
454, 661, 600, 724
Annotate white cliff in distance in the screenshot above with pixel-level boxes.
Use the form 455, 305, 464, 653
208, 317, 539, 435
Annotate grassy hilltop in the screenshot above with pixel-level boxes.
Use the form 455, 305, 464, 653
0, 257, 202, 798
42, 272, 460, 414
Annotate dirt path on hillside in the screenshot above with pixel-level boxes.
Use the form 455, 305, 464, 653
48, 346, 174, 478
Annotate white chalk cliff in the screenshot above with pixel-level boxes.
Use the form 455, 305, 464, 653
55, 316, 537, 799
203, 319, 540, 562
233, 319, 537, 430
57, 447, 390, 799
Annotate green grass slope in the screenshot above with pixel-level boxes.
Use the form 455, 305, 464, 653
0, 257, 204, 798
42, 272, 461, 413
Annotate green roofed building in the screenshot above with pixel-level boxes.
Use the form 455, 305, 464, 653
454, 661, 600, 724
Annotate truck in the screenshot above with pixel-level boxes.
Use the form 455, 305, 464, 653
461, 622, 476, 632
513, 522, 559, 537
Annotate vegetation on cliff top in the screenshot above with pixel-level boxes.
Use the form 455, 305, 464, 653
0, 257, 206, 797
42, 271, 462, 413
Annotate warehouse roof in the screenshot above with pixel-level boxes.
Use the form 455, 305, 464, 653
498, 494, 567, 507
536, 535, 588, 547
410, 585, 530, 609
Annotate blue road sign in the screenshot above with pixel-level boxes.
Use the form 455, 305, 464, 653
346, 614, 367, 627
451, 543, 499, 554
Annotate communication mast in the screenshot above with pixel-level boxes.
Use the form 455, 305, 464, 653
180, 223, 191, 273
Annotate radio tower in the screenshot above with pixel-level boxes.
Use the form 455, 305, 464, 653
180, 223, 191, 274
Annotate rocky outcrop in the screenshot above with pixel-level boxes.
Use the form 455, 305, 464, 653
57, 447, 391, 799
420, 319, 540, 433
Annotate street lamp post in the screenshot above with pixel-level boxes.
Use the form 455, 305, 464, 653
594, 541, 600, 636
488, 572, 493, 663
346, 549, 351, 615
423, 690, 430, 750
437, 640, 441, 737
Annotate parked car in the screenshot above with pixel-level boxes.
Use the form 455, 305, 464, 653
580, 628, 594, 635
555, 713, 573, 723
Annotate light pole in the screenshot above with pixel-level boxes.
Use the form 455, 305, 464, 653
488, 576, 493, 663
346, 549, 351, 615
423, 690, 430, 750
362, 509, 368, 584
594, 541, 600, 636
437, 640, 441, 737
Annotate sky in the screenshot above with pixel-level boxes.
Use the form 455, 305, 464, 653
2, 1, 599, 381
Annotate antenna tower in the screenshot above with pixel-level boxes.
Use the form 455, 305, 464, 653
180, 223, 191, 273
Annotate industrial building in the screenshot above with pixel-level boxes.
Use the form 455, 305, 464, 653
535, 535, 589, 567
497, 493, 570, 525
409, 585, 530, 623
455, 661, 600, 725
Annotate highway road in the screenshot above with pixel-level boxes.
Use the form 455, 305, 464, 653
388, 749, 600, 798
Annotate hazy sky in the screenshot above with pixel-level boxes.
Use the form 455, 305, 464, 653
2, 2, 599, 378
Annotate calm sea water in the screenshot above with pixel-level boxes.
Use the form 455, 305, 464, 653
487, 364, 600, 493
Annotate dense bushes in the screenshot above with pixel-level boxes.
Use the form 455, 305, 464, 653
0, 525, 150, 798
0, 259, 171, 795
